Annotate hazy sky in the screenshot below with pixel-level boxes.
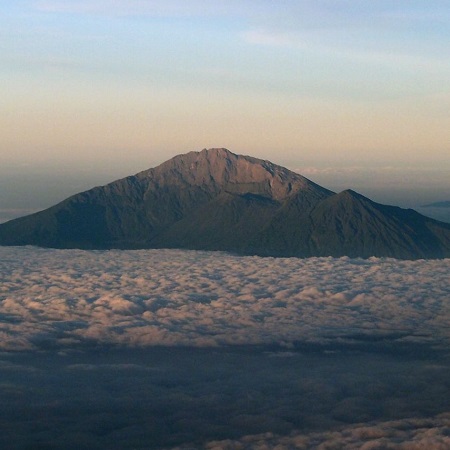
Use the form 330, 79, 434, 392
1, 1, 449, 213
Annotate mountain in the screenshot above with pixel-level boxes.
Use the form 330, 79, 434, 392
1, 148, 449, 259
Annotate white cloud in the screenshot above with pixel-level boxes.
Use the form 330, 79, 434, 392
0, 247, 449, 352
242, 29, 305, 48
198, 413, 450, 449
237, 3, 450, 78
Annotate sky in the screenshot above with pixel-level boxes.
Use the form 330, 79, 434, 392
1, 0, 449, 216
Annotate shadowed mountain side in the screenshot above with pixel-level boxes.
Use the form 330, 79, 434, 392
308, 190, 450, 259
245, 190, 450, 258
149, 192, 281, 252
1, 148, 450, 259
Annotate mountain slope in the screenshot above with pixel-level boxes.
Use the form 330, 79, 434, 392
308, 190, 450, 258
0, 148, 328, 249
1, 148, 449, 259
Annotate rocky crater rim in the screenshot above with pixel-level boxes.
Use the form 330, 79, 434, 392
136, 147, 316, 201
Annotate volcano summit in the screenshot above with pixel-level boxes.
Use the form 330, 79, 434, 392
1, 148, 449, 259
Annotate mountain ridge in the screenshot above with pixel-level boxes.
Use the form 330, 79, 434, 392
1, 148, 449, 259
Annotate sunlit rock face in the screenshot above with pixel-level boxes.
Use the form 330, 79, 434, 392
1, 148, 450, 258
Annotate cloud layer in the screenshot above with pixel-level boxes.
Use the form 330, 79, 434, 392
0, 345, 449, 449
199, 414, 450, 450
1, 247, 449, 352
1, 246, 449, 448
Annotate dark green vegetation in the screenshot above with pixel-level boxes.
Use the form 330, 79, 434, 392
1, 148, 450, 258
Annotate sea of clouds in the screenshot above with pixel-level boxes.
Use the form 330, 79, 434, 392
1, 246, 449, 449
198, 414, 450, 449
1, 247, 449, 352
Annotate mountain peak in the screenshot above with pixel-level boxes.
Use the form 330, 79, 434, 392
339, 189, 364, 198
200, 147, 234, 156
175, 147, 236, 164
140, 147, 320, 201
1, 148, 449, 258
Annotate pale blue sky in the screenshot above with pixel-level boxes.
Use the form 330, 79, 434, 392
1, 1, 449, 217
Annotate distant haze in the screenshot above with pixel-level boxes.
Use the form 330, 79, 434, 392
1, 1, 449, 201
